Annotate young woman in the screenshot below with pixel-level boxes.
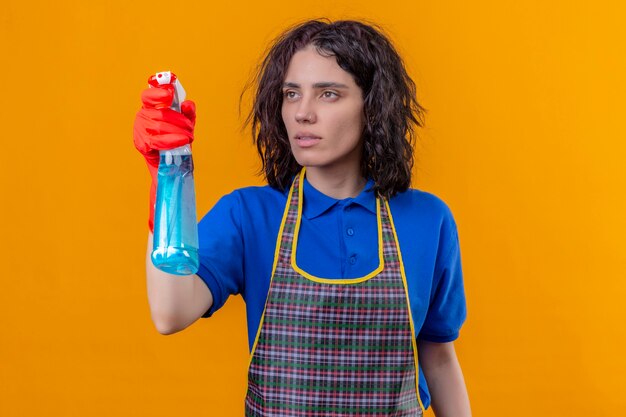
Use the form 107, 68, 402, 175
134, 18, 471, 417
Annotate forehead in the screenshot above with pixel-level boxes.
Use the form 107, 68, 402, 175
283, 45, 356, 86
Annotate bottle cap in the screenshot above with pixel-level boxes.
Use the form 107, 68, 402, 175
147, 71, 187, 111
148, 71, 177, 87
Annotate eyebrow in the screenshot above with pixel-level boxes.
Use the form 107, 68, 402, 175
282, 82, 350, 89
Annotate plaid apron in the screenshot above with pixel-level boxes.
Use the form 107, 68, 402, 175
245, 169, 424, 416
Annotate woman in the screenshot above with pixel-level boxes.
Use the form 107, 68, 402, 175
134, 18, 471, 417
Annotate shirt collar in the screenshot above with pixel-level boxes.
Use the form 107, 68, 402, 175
303, 176, 376, 220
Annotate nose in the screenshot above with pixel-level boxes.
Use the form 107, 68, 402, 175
295, 96, 316, 123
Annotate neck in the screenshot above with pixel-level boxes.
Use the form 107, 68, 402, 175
304, 166, 367, 199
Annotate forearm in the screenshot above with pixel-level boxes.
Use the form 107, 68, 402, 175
418, 341, 471, 417
146, 232, 211, 334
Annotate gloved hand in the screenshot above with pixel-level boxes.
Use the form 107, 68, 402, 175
133, 85, 196, 232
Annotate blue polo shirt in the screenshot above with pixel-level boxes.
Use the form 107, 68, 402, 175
196, 177, 466, 410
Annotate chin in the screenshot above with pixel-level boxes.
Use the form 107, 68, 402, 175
292, 153, 331, 168
291, 150, 319, 168
293, 157, 319, 168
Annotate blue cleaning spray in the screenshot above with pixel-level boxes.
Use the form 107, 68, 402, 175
149, 71, 199, 275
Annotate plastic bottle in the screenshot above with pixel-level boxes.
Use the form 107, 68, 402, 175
149, 71, 199, 275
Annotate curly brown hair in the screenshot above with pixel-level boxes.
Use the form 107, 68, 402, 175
240, 18, 426, 198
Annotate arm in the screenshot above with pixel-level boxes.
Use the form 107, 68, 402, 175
418, 340, 471, 417
146, 231, 213, 335
133, 85, 211, 334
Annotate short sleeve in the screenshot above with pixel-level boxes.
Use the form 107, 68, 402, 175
196, 191, 245, 318
418, 218, 467, 343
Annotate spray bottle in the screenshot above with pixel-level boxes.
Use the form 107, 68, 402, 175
149, 71, 199, 275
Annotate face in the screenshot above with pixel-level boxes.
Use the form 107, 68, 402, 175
281, 44, 366, 175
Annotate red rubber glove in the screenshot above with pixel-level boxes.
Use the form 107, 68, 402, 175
133, 85, 196, 232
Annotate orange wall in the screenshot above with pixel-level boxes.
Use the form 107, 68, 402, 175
1, 1, 625, 416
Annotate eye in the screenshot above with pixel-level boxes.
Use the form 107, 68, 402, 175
283, 90, 297, 99
322, 91, 339, 99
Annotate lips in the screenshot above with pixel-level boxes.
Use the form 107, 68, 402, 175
295, 131, 321, 140
294, 132, 321, 148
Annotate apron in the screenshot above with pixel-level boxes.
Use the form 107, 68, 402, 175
245, 169, 424, 416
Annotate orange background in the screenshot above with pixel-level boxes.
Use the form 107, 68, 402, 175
1, 1, 625, 416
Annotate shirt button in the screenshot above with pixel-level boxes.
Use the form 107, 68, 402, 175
349, 255, 357, 265
345, 205, 351, 212
346, 228, 354, 236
